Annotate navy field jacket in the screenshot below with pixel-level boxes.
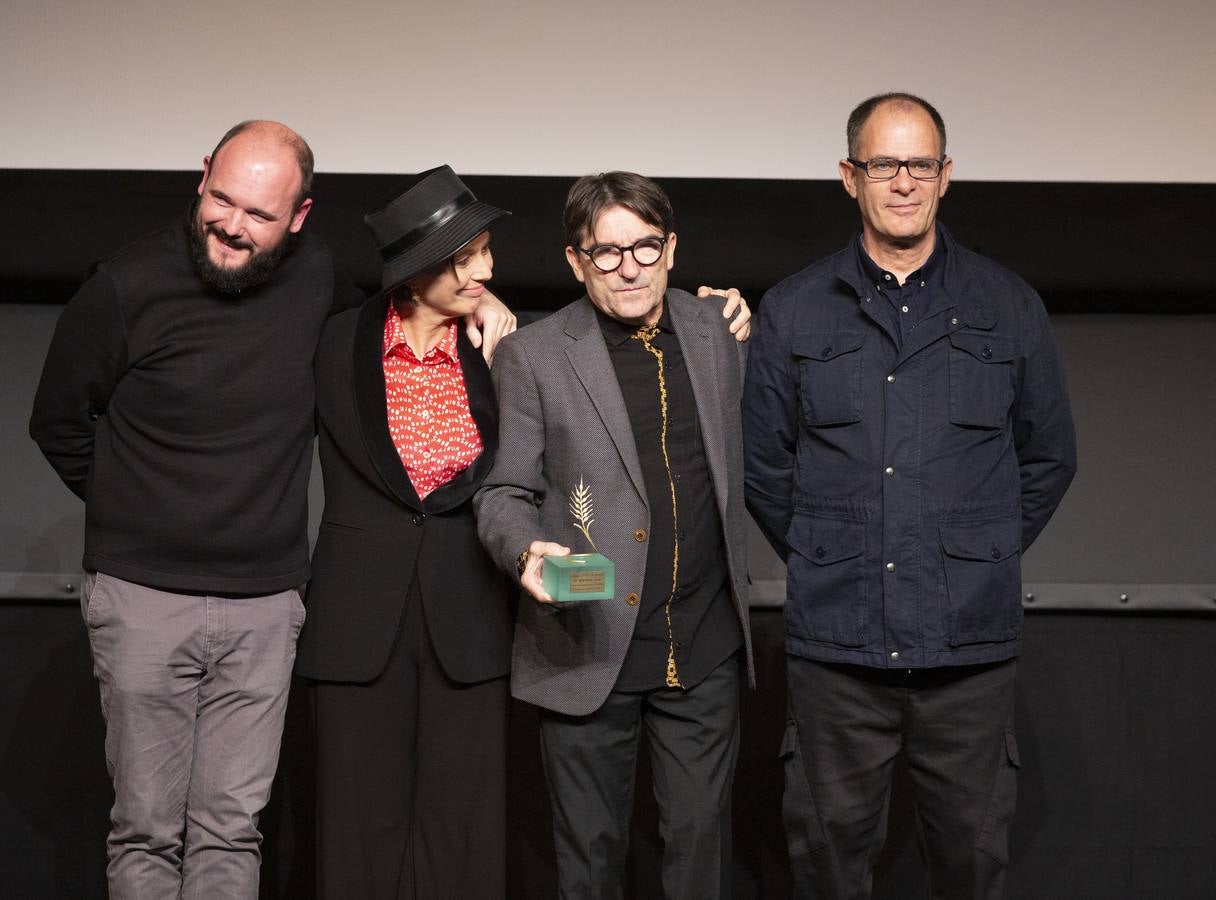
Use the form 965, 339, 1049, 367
744, 225, 1076, 668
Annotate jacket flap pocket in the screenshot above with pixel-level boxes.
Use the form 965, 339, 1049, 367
940, 521, 1019, 562
792, 331, 866, 362
949, 332, 1015, 364
802, 517, 865, 566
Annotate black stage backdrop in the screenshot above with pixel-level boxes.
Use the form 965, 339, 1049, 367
2, 170, 1213, 315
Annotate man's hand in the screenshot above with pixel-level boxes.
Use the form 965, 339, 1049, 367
520, 540, 571, 604
464, 289, 517, 362
697, 286, 751, 341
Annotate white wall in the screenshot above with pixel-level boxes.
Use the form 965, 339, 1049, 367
2, 0, 1213, 181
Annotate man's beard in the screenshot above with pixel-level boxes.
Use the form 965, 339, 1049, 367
188, 199, 299, 294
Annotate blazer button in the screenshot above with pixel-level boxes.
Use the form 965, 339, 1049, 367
411, 513, 426, 526
625, 592, 640, 606
634, 529, 647, 542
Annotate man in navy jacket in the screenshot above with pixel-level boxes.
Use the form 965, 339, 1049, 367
744, 93, 1076, 897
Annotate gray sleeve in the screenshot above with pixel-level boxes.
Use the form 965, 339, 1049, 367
474, 333, 548, 578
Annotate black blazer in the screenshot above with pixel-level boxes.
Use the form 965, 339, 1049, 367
296, 293, 513, 684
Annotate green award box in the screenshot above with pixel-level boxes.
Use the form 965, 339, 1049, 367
542, 553, 616, 603
543, 476, 615, 603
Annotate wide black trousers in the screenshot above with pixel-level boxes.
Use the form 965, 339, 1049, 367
783, 657, 1019, 900
311, 581, 509, 900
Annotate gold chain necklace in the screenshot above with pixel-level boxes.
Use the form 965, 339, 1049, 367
631, 323, 683, 688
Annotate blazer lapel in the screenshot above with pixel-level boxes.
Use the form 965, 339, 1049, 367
352, 294, 424, 511
668, 292, 730, 513
563, 297, 648, 507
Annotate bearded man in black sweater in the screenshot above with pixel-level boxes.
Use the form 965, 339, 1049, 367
28, 120, 513, 900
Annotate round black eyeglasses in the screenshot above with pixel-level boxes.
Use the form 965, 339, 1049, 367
576, 236, 667, 273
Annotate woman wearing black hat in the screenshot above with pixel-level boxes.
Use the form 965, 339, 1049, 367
296, 166, 516, 899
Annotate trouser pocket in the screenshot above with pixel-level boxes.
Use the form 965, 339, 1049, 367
977, 727, 1021, 865
780, 715, 828, 859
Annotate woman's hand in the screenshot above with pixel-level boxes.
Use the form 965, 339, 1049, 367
464, 289, 518, 362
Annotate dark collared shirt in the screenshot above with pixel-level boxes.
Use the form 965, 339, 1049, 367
597, 303, 742, 691
857, 239, 944, 347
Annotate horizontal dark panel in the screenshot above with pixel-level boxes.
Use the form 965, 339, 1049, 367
2, 170, 1213, 313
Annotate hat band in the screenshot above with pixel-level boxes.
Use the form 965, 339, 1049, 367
378, 190, 477, 262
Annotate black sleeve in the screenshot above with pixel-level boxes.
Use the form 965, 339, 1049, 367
329, 257, 366, 316
1013, 287, 1078, 550
28, 269, 128, 500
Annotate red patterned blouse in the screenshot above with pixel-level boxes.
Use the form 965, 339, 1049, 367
382, 307, 483, 499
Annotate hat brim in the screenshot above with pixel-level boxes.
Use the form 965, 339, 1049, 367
380, 201, 511, 295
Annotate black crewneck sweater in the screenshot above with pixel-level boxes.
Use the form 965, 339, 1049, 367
30, 216, 360, 594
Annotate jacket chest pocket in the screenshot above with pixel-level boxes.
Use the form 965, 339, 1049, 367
948, 332, 1016, 428
793, 332, 866, 427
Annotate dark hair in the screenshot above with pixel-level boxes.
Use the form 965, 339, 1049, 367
209, 120, 315, 207
384, 257, 449, 309
562, 171, 674, 249
846, 93, 947, 158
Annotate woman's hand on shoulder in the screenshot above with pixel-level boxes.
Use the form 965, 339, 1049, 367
464, 289, 517, 362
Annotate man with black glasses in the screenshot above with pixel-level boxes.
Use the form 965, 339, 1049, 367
744, 93, 1077, 897
476, 171, 753, 898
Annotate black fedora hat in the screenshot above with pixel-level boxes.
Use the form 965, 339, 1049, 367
365, 165, 511, 295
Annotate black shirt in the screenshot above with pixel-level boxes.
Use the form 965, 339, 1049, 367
857, 239, 944, 347
596, 303, 742, 691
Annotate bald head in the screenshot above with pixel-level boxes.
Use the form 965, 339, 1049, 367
192, 120, 315, 293
209, 120, 314, 208
847, 93, 946, 160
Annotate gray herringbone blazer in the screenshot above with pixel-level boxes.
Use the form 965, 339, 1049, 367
474, 290, 754, 716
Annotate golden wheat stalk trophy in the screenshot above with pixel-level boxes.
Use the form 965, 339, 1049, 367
543, 476, 616, 603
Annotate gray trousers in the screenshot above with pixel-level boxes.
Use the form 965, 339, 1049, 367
538, 654, 741, 900
81, 571, 304, 900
